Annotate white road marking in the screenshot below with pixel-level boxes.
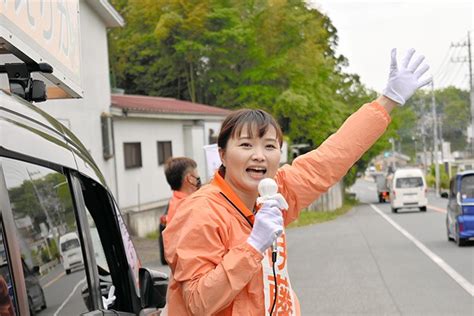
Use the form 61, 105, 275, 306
428, 204, 447, 213
53, 277, 87, 316
43, 271, 65, 289
370, 204, 474, 297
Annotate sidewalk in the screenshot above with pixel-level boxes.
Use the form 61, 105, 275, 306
132, 236, 171, 274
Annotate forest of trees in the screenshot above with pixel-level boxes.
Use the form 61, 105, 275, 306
108, 0, 470, 185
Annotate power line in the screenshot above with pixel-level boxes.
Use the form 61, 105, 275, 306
435, 46, 462, 86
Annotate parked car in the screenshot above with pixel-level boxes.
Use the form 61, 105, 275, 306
59, 232, 84, 274
390, 168, 427, 213
158, 204, 169, 265
0, 81, 167, 314
0, 259, 47, 315
444, 171, 474, 246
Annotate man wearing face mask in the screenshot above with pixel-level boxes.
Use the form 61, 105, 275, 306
164, 157, 201, 225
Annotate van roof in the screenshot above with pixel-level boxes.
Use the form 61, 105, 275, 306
59, 232, 79, 242
394, 168, 424, 177
457, 170, 474, 177
0, 90, 106, 186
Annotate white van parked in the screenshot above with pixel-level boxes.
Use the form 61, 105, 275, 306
390, 168, 428, 213
59, 232, 84, 274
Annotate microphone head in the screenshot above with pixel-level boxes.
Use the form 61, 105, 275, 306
258, 178, 278, 197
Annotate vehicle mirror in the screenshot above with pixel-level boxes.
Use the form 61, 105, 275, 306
440, 192, 448, 199
139, 268, 168, 309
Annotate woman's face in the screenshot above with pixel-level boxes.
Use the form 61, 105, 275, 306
219, 124, 281, 198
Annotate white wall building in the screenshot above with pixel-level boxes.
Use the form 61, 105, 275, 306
40, 0, 123, 195
110, 94, 230, 236
0, 0, 233, 237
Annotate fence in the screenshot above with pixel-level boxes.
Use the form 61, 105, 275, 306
307, 181, 343, 212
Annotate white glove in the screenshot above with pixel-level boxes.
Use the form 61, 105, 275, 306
382, 48, 432, 105
102, 285, 116, 310
247, 200, 283, 253
256, 193, 289, 210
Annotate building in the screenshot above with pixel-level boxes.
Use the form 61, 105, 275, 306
39, 0, 124, 195
110, 94, 231, 236
0, 0, 234, 237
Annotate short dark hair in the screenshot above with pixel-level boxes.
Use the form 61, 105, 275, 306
164, 157, 197, 190
217, 108, 283, 150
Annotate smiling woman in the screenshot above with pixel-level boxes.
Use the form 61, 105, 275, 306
217, 109, 283, 210
163, 48, 431, 316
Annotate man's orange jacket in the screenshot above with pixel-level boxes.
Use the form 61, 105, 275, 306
163, 102, 390, 315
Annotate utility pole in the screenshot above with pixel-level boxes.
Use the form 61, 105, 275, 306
389, 137, 395, 170
422, 122, 428, 174
469, 31, 474, 157
432, 81, 440, 197
451, 31, 473, 156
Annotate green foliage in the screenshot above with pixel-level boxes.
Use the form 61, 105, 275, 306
402, 87, 470, 155
40, 248, 50, 264
426, 164, 450, 189
8, 172, 73, 235
146, 230, 159, 240
287, 193, 358, 228
109, 0, 396, 184
49, 239, 60, 260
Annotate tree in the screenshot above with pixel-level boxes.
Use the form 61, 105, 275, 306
108, 0, 396, 186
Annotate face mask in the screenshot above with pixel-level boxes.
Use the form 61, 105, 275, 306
190, 175, 201, 189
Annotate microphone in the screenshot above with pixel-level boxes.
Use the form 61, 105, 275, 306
257, 178, 288, 261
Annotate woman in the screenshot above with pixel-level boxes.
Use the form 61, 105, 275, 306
163, 48, 430, 315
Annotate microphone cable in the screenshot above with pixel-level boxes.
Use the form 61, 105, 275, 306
269, 249, 278, 315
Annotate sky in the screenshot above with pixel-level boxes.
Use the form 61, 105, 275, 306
308, 0, 474, 93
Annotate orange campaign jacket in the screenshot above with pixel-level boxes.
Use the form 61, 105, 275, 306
166, 190, 189, 224
163, 101, 391, 315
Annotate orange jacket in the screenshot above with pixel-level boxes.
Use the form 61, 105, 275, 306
163, 102, 390, 315
166, 190, 189, 224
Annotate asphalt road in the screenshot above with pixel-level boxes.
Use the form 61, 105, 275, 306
137, 177, 474, 315
287, 178, 473, 315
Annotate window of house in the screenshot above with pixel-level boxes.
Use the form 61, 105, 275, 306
157, 141, 172, 165
124, 142, 142, 169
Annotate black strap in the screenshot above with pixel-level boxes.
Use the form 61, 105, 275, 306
219, 192, 253, 227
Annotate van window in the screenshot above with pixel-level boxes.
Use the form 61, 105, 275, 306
460, 175, 474, 199
61, 238, 80, 252
1, 157, 89, 315
77, 174, 139, 312
396, 177, 423, 188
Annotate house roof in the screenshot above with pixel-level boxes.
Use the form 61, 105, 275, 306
111, 94, 232, 116
86, 0, 124, 27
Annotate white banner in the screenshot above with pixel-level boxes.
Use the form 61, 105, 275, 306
203, 144, 221, 181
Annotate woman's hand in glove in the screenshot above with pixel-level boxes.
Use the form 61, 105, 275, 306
247, 199, 283, 253
382, 48, 432, 105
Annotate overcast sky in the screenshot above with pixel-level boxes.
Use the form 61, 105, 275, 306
309, 0, 473, 93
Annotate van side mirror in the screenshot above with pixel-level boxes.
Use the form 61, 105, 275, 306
139, 268, 168, 309
440, 192, 448, 199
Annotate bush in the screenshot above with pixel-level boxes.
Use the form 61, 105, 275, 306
40, 248, 50, 263
48, 239, 60, 260
426, 165, 450, 189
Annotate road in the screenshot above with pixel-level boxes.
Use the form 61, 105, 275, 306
36, 264, 88, 315
287, 178, 473, 315
138, 178, 473, 315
